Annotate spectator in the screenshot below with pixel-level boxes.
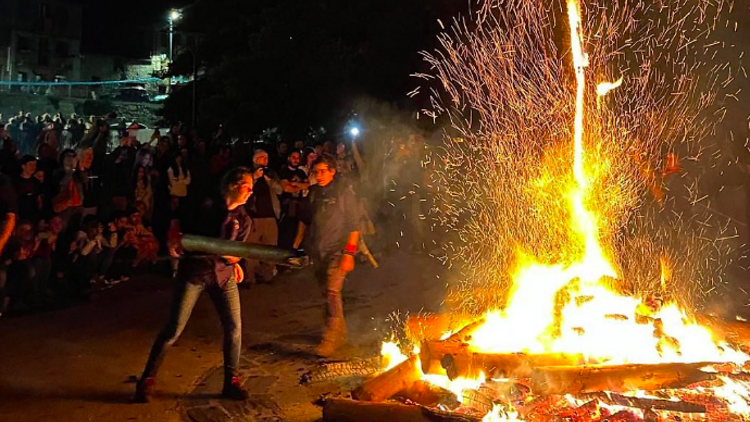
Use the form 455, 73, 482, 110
69, 216, 116, 288
120, 209, 159, 268
335, 142, 355, 177
278, 151, 309, 249
13, 155, 43, 224
77, 147, 100, 218
167, 153, 191, 213
210, 145, 232, 178
36, 143, 59, 218
273, 141, 289, 170
0, 132, 20, 177
244, 149, 281, 283
132, 164, 154, 221
52, 149, 84, 231
300, 147, 317, 183
5, 220, 52, 310
110, 137, 136, 211
314, 142, 324, 157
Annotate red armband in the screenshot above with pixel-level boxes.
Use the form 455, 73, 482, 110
344, 243, 357, 254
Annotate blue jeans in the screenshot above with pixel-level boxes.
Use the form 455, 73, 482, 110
141, 276, 242, 383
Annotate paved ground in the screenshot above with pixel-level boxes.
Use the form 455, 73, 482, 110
0, 252, 448, 422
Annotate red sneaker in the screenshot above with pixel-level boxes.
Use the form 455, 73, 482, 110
222, 376, 248, 401
134, 377, 155, 403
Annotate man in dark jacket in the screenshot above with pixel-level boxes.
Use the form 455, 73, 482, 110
298, 154, 360, 357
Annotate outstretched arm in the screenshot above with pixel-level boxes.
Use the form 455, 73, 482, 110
0, 213, 16, 256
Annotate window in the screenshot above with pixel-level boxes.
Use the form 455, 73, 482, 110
16, 36, 31, 52
56, 41, 69, 57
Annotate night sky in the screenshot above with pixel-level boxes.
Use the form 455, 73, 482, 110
78, 0, 194, 57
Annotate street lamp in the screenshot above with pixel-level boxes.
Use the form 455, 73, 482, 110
168, 9, 182, 63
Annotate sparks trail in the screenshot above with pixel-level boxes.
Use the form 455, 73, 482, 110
420, 0, 740, 312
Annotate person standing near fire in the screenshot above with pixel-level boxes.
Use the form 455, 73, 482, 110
134, 167, 254, 403
294, 154, 361, 357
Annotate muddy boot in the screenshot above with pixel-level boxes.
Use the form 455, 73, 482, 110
315, 317, 347, 358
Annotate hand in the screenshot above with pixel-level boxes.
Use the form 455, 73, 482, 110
339, 253, 355, 272
253, 168, 264, 180
168, 238, 183, 258
233, 264, 244, 283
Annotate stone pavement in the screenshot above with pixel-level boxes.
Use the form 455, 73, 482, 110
180, 324, 382, 422
0, 252, 447, 422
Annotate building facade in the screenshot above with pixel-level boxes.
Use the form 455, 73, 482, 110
0, 0, 83, 83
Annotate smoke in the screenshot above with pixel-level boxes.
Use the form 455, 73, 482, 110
348, 97, 439, 253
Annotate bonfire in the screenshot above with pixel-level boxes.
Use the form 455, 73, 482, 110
322, 0, 750, 420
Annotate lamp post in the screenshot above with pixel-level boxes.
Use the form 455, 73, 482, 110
168, 9, 181, 63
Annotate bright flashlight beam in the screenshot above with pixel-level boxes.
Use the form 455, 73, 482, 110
349, 127, 360, 138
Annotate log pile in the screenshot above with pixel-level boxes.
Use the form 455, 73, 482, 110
321, 313, 750, 422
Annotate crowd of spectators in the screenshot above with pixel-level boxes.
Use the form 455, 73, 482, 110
0, 110, 423, 318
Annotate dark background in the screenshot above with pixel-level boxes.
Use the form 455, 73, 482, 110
76, 0, 470, 138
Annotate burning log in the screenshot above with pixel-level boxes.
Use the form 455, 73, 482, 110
530, 362, 717, 396
446, 318, 486, 343
420, 339, 586, 379
581, 392, 707, 413
352, 354, 422, 402
323, 398, 481, 422
398, 380, 460, 409
405, 314, 475, 342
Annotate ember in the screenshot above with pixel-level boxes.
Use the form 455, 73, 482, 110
324, 0, 750, 420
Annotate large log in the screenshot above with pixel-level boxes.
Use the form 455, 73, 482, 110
405, 314, 475, 343
420, 339, 586, 379
323, 398, 480, 422
398, 380, 460, 409
352, 354, 422, 402
530, 362, 717, 396
181, 234, 306, 267
580, 391, 706, 413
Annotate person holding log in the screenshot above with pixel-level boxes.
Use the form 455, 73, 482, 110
134, 167, 254, 403
294, 154, 361, 357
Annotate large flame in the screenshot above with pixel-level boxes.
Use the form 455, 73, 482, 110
466, 0, 747, 367
380, 1, 750, 419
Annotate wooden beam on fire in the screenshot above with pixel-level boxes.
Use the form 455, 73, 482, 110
530, 362, 718, 396
352, 354, 422, 402
420, 339, 586, 380
580, 391, 707, 413
405, 314, 476, 343
322, 398, 482, 422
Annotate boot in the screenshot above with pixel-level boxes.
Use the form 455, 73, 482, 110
315, 317, 347, 358
133, 377, 155, 403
